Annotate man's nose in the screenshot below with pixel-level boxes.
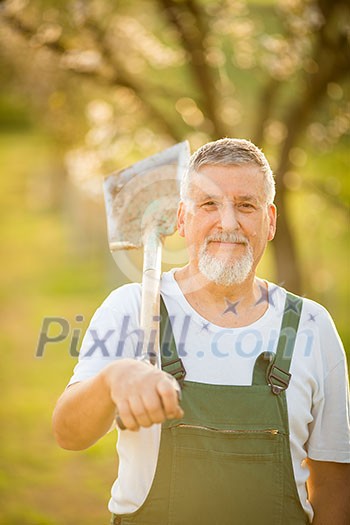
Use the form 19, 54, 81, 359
219, 203, 239, 230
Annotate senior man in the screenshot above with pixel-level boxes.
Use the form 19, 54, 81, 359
53, 138, 350, 525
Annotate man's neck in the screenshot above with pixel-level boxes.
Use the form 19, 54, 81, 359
174, 265, 269, 328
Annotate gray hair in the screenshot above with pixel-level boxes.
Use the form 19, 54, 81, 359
180, 138, 275, 204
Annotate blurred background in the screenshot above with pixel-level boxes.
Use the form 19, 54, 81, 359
0, 0, 349, 523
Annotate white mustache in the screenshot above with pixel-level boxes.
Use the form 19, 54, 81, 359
205, 232, 249, 244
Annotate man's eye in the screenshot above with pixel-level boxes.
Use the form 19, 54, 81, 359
201, 201, 217, 208
239, 203, 255, 210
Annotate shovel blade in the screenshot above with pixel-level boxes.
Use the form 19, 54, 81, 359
103, 141, 190, 252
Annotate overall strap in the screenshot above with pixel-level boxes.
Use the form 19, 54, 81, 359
252, 292, 303, 391
267, 291, 303, 394
159, 296, 186, 385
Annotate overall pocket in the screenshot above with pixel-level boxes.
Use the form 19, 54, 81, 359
168, 425, 284, 525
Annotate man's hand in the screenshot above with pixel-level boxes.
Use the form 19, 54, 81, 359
103, 358, 184, 431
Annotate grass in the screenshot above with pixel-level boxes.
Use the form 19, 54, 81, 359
0, 132, 118, 525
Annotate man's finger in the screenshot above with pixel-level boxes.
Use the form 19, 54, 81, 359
142, 391, 168, 424
128, 395, 153, 428
117, 399, 140, 431
156, 377, 184, 419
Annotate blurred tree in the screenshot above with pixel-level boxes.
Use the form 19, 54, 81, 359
0, 0, 349, 292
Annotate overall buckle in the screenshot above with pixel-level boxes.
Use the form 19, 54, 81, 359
267, 365, 291, 395
162, 357, 186, 386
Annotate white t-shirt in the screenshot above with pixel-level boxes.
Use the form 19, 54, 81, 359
69, 270, 350, 522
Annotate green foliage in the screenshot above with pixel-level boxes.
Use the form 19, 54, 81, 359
0, 93, 33, 130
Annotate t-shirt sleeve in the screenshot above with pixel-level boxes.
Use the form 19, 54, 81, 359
306, 310, 350, 462
68, 284, 142, 386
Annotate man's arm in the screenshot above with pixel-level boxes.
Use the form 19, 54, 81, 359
306, 458, 350, 525
52, 358, 183, 450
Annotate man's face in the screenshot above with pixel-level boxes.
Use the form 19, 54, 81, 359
177, 164, 276, 284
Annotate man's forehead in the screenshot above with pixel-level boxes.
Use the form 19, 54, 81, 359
187, 165, 264, 197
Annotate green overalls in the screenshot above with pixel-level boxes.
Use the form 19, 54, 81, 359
112, 293, 310, 525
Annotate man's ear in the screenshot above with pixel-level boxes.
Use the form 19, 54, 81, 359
267, 204, 277, 241
177, 201, 186, 238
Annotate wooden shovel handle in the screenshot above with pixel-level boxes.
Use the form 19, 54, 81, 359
140, 229, 162, 365
116, 231, 162, 430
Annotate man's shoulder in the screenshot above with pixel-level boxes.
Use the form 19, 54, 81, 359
278, 287, 342, 343
266, 283, 340, 335
270, 283, 331, 317
101, 282, 142, 311
299, 295, 330, 317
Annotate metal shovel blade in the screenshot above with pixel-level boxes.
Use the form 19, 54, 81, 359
103, 141, 190, 257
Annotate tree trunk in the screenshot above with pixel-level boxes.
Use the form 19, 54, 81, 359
269, 0, 349, 293
272, 186, 303, 294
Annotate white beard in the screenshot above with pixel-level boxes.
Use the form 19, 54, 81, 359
198, 233, 254, 286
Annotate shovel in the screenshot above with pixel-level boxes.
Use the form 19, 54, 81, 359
103, 141, 190, 367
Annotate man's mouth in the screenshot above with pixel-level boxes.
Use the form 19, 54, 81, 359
209, 240, 246, 245
206, 234, 248, 247
208, 241, 244, 251
205, 237, 248, 258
